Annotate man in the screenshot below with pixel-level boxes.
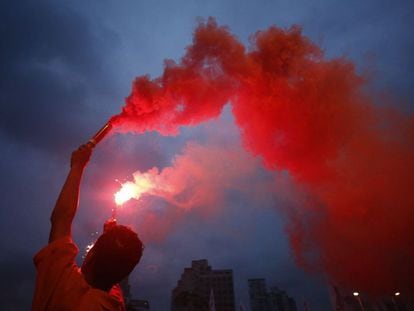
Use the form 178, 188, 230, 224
32, 144, 143, 310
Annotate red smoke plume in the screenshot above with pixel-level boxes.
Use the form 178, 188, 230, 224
110, 18, 414, 295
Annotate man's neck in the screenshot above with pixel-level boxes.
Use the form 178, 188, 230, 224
83, 273, 112, 292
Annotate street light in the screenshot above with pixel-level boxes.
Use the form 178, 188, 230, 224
352, 291, 365, 311
392, 292, 400, 311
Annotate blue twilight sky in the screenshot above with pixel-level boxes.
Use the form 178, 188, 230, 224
1, 0, 413, 310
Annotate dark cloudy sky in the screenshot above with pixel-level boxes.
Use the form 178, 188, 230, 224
1, 0, 413, 310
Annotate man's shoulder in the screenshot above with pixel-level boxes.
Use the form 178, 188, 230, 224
78, 285, 125, 311
32, 237, 83, 311
34, 236, 78, 267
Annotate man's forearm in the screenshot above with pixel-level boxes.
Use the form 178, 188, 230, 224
49, 165, 85, 243
49, 144, 92, 243
51, 165, 84, 224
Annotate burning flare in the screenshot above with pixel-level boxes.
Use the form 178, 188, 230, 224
89, 123, 112, 147
114, 170, 157, 205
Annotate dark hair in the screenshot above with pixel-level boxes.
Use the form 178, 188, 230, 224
85, 225, 143, 288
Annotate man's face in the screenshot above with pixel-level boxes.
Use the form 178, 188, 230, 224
81, 244, 97, 283
81, 219, 115, 279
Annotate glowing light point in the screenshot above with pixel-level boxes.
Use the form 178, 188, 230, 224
395, 292, 400, 296
353, 292, 359, 297
114, 171, 157, 206
114, 182, 138, 205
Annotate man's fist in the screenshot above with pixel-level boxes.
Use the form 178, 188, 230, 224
71, 144, 93, 169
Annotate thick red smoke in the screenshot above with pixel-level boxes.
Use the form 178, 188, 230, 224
110, 18, 414, 295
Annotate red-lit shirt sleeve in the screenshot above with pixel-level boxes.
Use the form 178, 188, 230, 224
32, 237, 78, 310
32, 237, 125, 311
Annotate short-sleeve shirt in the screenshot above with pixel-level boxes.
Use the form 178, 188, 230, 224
32, 237, 125, 311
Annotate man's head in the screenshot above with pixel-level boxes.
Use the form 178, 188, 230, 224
81, 225, 143, 290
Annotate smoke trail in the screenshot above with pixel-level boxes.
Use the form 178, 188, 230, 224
122, 141, 260, 210
123, 140, 269, 243
111, 18, 414, 294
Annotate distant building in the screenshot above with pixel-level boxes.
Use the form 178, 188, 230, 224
268, 287, 297, 311
121, 277, 132, 305
121, 276, 151, 310
127, 299, 150, 311
329, 285, 414, 311
248, 278, 297, 311
249, 279, 271, 311
171, 259, 236, 311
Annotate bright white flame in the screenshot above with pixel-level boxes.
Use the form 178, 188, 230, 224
353, 292, 359, 297
395, 292, 400, 296
115, 182, 139, 205
114, 171, 157, 205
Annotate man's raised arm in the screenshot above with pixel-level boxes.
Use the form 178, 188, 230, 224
49, 144, 93, 243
